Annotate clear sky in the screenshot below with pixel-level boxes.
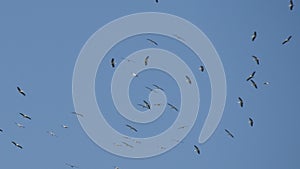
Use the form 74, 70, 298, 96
0, 0, 299, 169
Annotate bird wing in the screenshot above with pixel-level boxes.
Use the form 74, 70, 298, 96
185, 75, 192, 84
111, 58, 115, 67
147, 38, 158, 46
251, 80, 258, 89
144, 56, 149, 66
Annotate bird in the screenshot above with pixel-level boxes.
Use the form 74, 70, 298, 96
12, 141, 23, 149
199, 66, 205, 72
71, 112, 84, 117
132, 72, 139, 77
17, 86, 26, 96
194, 145, 200, 154
250, 79, 258, 89
0, 128, 3, 132
185, 75, 192, 84
15, 122, 25, 128
152, 84, 164, 91
224, 129, 234, 138
126, 124, 138, 132
122, 141, 134, 148
238, 97, 244, 107
246, 71, 256, 81
145, 86, 153, 92
282, 35, 292, 45
111, 58, 115, 68
65, 163, 79, 168
114, 166, 120, 169
252, 55, 260, 65
61, 124, 69, 128
155, 0, 159, 3
143, 100, 151, 109
249, 117, 254, 127
289, 0, 294, 10
251, 31, 257, 41
264, 82, 270, 85
144, 56, 150, 66
19, 113, 31, 120
167, 103, 179, 112
137, 103, 149, 109
146, 38, 158, 46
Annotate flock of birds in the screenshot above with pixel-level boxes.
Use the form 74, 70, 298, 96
0, 1, 295, 168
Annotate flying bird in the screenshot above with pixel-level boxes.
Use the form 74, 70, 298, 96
12, 141, 23, 149
143, 100, 151, 109
61, 124, 69, 128
71, 112, 84, 117
289, 0, 294, 10
122, 141, 134, 148
132, 72, 139, 77
144, 56, 150, 66
250, 79, 258, 89
17, 86, 26, 96
0, 128, 3, 132
146, 38, 158, 46
111, 58, 115, 68
155, 0, 159, 3
199, 66, 205, 72
185, 75, 192, 84
15, 122, 25, 128
246, 71, 256, 81
65, 163, 79, 168
152, 84, 164, 91
252, 55, 260, 65
224, 129, 234, 138
194, 145, 200, 154
251, 31, 257, 41
282, 35, 292, 45
264, 82, 270, 85
145, 86, 153, 92
138, 103, 149, 109
126, 124, 138, 132
238, 97, 244, 107
167, 103, 179, 112
19, 113, 31, 120
249, 117, 254, 127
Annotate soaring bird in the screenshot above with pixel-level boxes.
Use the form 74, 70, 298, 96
126, 124, 138, 132
194, 145, 200, 154
146, 38, 158, 46
155, 0, 159, 3
251, 31, 257, 41
238, 97, 244, 107
19, 113, 31, 120
249, 117, 254, 127
282, 35, 292, 45
65, 163, 79, 168
199, 66, 205, 72
122, 141, 134, 148
12, 141, 23, 149
15, 122, 25, 128
143, 100, 151, 109
264, 82, 270, 85
71, 112, 84, 117
252, 55, 260, 65
0, 128, 3, 132
250, 79, 258, 89
152, 84, 164, 91
167, 103, 179, 112
145, 86, 153, 92
17, 86, 26, 96
132, 72, 139, 78
111, 58, 115, 68
144, 56, 150, 66
289, 0, 294, 10
246, 71, 256, 81
138, 103, 149, 109
185, 75, 192, 84
61, 124, 69, 128
224, 129, 234, 138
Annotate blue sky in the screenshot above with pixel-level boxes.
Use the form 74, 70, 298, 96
0, 1, 299, 169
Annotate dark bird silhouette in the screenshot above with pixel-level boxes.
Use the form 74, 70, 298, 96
71, 112, 84, 117
147, 38, 158, 46
251, 31, 257, 41
282, 35, 292, 45
145, 56, 150, 66
199, 66, 205, 72
246, 71, 256, 81
145, 86, 153, 92
155, 0, 159, 3
264, 82, 270, 85
126, 124, 138, 132
111, 58, 115, 68
238, 97, 243, 107
225, 129, 234, 138
12, 141, 23, 149
152, 84, 164, 91
65, 163, 79, 168
17, 86, 26, 96
167, 103, 179, 112
185, 75, 192, 84
0, 128, 3, 132
143, 100, 151, 109
250, 79, 258, 89
194, 145, 200, 154
19, 113, 31, 120
249, 117, 254, 127
289, 0, 294, 10
252, 55, 260, 65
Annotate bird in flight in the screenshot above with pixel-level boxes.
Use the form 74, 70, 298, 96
167, 103, 179, 112
264, 82, 270, 85
65, 163, 79, 168
224, 129, 234, 138
250, 79, 258, 89
289, 0, 294, 10
126, 124, 138, 132
143, 100, 151, 109
132, 72, 139, 78
238, 97, 244, 107
147, 38, 158, 46
122, 141, 134, 148
185, 75, 192, 84
246, 71, 256, 81
111, 58, 115, 68
12, 141, 23, 149
19, 113, 31, 120
199, 66, 205, 72
145, 86, 153, 92
17, 86, 26, 96
61, 124, 69, 128
71, 112, 84, 117
249, 117, 254, 127
0, 128, 3, 132
282, 35, 292, 45
251, 31, 257, 41
152, 84, 164, 91
194, 145, 200, 154
155, 0, 159, 3
144, 56, 150, 66
252, 55, 260, 65
15, 122, 25, 128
